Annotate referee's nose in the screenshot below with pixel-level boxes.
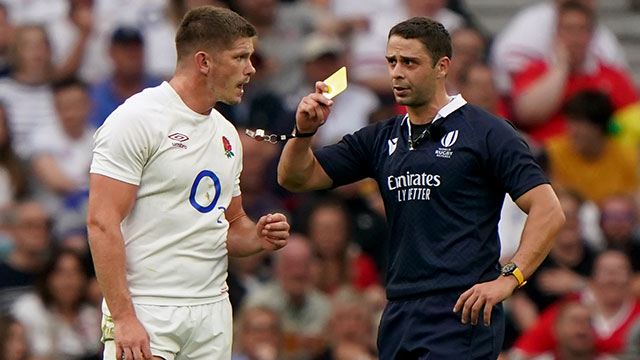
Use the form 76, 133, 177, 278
390, 64, 405, 81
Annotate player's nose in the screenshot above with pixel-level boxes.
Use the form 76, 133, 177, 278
246, 59, 256, 76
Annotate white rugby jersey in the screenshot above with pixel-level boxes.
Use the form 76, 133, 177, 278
91, 81, 242, 305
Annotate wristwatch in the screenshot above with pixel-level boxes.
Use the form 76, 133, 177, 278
501, 262, 527, 288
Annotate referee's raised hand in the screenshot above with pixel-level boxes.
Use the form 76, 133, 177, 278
295, 81, 334, 135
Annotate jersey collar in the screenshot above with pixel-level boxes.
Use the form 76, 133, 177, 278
401, 94, 468, 126
401, 95, 467, 150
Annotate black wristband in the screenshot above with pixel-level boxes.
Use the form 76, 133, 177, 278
293, 124, 317, 138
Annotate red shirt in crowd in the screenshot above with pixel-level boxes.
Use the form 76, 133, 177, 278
511, 61, 640, 143
514, 292, 640, 356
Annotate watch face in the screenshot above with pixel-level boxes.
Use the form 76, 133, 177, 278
502, 262, 516, 274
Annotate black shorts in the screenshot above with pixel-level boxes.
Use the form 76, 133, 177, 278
377, 291, 505, 359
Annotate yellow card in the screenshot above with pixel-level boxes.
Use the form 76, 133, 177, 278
322, 66, 348, 99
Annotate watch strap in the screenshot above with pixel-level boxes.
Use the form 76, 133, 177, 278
511, 266, 527, 288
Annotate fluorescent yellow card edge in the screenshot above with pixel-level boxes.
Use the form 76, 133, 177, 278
322, 66, 347, 99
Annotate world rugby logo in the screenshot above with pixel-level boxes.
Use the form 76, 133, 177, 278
435, 130, 458, 159
440, 130, 459, 148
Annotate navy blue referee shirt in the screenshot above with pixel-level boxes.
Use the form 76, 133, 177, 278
314, 95, 549, 300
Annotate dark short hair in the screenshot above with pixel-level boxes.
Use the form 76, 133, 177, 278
558, 0, 595, 29
563, 90, 613, 133
175, 6, 256, 62
51, 76, 88, 94
388, 17, 452, 66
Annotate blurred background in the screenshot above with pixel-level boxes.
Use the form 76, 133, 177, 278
0, 0, 640, 359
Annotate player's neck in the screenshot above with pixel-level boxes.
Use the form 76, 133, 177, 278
168, 74, 215, 115
407, 89, 451, 125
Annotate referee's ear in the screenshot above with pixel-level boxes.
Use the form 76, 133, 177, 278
435, 56, 450, 79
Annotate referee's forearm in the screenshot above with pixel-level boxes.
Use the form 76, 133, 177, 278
277, 138, 318, 192
511, 185, 565, 279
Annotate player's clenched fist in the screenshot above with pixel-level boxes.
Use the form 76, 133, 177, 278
256, 213, 289, 251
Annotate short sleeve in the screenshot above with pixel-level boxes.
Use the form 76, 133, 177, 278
90, 108, 156, 186
484, 119, 549, 201
313, 123, 378, 187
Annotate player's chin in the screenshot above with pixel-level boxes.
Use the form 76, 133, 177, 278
220, 96, 243, 106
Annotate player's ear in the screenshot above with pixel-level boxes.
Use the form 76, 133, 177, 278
435, 57, 450, 79
194, 51, 212, 75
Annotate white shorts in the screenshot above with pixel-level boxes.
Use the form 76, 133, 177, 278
102, 298, 232, 360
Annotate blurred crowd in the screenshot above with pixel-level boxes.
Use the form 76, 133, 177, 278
0, 0, 640, 359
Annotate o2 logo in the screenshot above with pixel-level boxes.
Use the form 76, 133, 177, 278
189, 170, 224, 217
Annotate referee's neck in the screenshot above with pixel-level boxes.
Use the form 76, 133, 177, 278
407, 90, 450, 125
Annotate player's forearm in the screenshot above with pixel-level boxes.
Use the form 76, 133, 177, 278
511, 189, 565, 279
277, 137, 321, 192
514, 66, 569, 126
87, 221, 136, 320
226, 214, 263, 257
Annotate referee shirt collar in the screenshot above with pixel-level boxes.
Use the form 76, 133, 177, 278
401, 94, 467, 126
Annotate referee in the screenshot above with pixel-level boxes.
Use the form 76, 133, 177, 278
278, 17, 565, 359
